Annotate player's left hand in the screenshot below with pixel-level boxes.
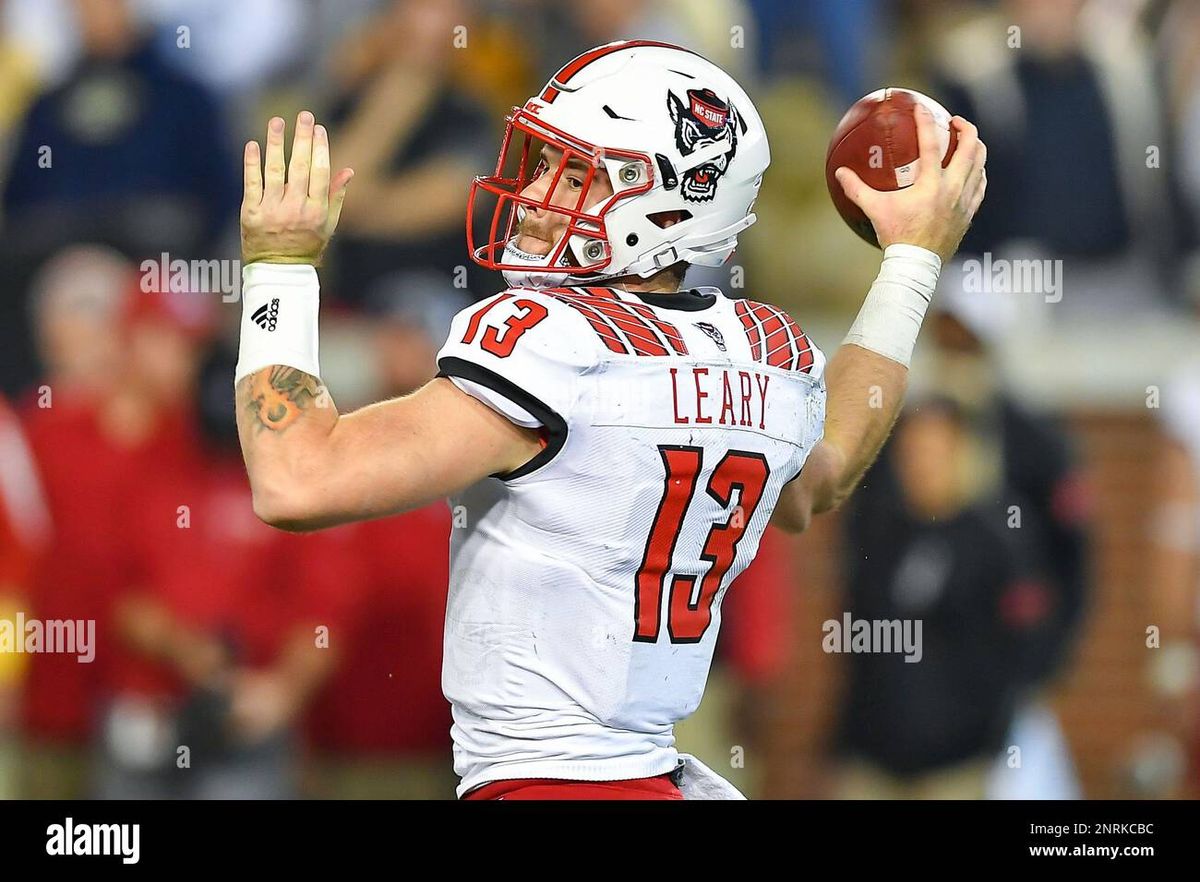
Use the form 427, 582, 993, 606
240, 110, 355, 266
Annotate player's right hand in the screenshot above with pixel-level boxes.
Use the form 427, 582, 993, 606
240, 110, 355, 266
834, 105, 987, 263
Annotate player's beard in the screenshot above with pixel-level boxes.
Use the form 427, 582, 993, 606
501, 209, 574, 288
512, 215, 554, 256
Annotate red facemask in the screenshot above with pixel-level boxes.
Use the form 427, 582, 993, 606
466, 105, 654, 279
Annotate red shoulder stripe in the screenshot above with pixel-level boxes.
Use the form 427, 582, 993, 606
734, 300, 763, 361
780, 312, 815, 374
750, 302, 793, 369
582, 288, 669, 356
543, 289, 629, 354
619, 300, 689, 355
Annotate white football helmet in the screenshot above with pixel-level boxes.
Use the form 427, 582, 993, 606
466, 40, 770, 288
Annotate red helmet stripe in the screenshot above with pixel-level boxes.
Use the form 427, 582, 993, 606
540, 40, 704, 104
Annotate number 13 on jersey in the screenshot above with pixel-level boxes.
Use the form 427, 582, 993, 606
634, 445, 769, 644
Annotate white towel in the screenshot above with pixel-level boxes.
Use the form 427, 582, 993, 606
674, 753, 747, 800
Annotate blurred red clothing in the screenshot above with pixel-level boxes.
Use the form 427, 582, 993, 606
103, 453, 361, 699
305, 503, 452, 755
719, 525, 796, 684
18, 393, 199, 741
0, 397, 48, 589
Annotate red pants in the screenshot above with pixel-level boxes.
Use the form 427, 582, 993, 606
462, 772, 683, 800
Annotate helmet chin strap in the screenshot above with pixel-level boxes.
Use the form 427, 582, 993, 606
500, 233, 621, 289
500, 236, 569, 288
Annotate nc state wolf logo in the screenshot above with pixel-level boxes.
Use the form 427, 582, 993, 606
667, 87, 741, 203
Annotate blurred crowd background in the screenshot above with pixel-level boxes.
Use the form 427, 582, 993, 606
0, 0, 1197, 800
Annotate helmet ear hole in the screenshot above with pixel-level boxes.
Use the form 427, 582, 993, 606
647, 209, 692, 229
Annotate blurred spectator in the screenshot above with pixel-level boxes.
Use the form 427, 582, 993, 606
101, 447, 353, 799
84, 276, 348, 799
16, 248, 209, 798
27, 244, 130, 399
747, 0, 885, 105
323, 0, 497, 306
139, 0, 308, 98
833, 398, 1055, 799
838, 279, 1092, 798
924, 288, 1092, 800
922, 285, 1092, 689
673, 525, 797, 798
307, 0, 390, 66
366, 269, 469, 388
1, 0, 239, 258
304, 285, 461, 799
736, 75, 881, 317
0, 396, 50, 799
929, 0, 1199, 316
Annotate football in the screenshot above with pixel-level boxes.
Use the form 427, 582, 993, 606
825, 87, 958, 247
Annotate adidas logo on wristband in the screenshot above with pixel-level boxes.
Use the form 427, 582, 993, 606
251, 298, 280, 331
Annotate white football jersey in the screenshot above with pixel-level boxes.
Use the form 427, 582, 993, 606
435, 284, 826, 797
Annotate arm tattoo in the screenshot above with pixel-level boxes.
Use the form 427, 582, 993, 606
239, 366, 326, 434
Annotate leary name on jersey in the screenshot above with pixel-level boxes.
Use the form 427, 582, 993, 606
435, 284, 827, 797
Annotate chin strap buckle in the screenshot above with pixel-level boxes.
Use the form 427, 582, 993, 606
652, 246, 679, 269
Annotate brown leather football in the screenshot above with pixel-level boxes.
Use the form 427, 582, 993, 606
825, 87, 958, 247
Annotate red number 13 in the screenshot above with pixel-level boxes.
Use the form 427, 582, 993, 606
634, 446, 770, 643
461, 295, 549, 358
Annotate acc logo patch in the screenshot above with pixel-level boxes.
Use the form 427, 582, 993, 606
694, 321, 726, 351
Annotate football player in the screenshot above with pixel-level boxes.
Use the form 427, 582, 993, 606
234, 41, 986, 799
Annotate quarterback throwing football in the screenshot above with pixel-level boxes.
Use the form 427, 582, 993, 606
234, 41, 986, 799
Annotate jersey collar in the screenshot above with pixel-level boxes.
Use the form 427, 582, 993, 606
627, 287, 718, 311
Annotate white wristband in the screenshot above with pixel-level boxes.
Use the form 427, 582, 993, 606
843, 243, 942, 367
233, 262, 321, 384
